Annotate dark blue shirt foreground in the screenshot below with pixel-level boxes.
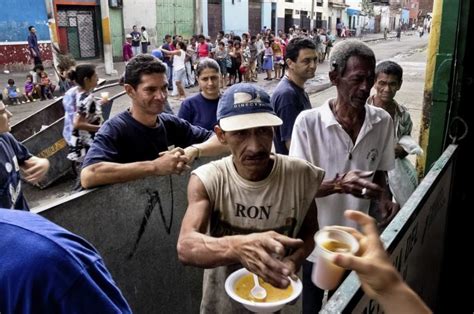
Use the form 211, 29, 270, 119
83, 110, 213, 168
0, 208, 132, 313
0, 133, 31, 210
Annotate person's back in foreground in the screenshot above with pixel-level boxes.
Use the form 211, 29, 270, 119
0, 208, 131, 313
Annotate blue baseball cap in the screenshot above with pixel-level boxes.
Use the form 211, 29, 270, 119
217, 83, 283, 131
151, 49, 163, 60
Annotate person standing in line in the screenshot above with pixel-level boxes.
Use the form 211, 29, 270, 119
122, 35, 133, 62
177, 83, 325, 314
80, 55, 228, 189
289, 39, 399, 313
367, 61, 421, 206
0, 208, 132, 313
0, 101, 49, 210
140, 26, 149, 54
271, 37, 318, 155
27, 26, 42, 65
178, 58, 221, 131
130, 25, 141, 56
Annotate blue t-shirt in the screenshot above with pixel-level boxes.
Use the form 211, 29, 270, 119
82, 110, 213, 168
0, 133, 31, 211
271, 76, 312, 155
178, 93, 219, 131
0, 208, 132, 313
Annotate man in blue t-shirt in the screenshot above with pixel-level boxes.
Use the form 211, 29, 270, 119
0, 102, 50, 210
81, 55, 227, 189
271, 37, 318, 155
0, 208, 132, 313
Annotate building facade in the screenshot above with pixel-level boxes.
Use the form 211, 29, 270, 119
0, 0, 52, 69
54, 0, 102, 60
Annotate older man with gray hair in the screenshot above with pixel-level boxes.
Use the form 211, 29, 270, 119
289, 39, 399, 313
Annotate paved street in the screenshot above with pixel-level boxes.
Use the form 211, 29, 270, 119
14, 32, 429, 208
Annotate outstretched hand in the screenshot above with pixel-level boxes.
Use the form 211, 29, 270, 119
332, 210, 400, 298
332, 210, 432, 314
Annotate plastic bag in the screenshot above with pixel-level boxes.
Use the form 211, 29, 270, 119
388, 158, 418, 206
398, 135, 423, 155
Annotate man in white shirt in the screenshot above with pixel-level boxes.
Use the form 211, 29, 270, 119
289, 39, 399, 313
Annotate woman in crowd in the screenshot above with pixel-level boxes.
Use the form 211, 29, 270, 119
62, 64, 103, 164
177, 58, 220, 131
161, 41, 187, 101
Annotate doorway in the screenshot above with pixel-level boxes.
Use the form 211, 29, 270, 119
284, 9, 293, 33
56, 6, 99, 59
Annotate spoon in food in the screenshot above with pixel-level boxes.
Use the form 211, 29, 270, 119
250, 273, 267, 300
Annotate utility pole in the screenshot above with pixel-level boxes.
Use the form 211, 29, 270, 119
100, 0, 117, 75
310, 0, 315, 30
44, 0, 59, 80
195, 0, 202, 35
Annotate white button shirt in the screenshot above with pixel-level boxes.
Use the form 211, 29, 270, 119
290, 99, 395, 261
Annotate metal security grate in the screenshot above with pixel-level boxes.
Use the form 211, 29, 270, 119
77, 11, 96, 58
57, 11, 68, 27
57, 7, 98, 59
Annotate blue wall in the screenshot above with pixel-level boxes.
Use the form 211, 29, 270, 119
222, 0, 249, 36
0, 0, 49, 42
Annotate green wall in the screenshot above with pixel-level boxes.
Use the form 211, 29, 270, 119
110, 7, 124, 60
156, 0, 195, 42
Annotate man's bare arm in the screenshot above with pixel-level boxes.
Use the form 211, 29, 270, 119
184, 134, 230, 163
80, 148, 189, 189
177, 174, 304, 288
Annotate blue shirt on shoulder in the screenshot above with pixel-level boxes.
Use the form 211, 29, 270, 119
178, 93, 219, 131
0, 208, 132, 313
271, 76, 311, 155
83, 110, 213, 168
0, 133, 32, 210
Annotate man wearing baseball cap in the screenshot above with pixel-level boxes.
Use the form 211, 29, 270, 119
177, 83, 325, 314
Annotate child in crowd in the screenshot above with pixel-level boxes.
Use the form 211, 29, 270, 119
24, 74, 35, 102
5, 79, 23, 104
40, 72, 54, 99
262, 41, 273, 80
57, 65, 74, 94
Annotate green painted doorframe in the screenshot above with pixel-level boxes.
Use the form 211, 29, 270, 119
422, 0, 470, 174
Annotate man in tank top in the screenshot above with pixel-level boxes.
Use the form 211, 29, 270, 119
177, 83, 325, 314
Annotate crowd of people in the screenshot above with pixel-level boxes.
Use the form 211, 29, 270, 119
0, 23, 431, 313
122, 27, 336, 99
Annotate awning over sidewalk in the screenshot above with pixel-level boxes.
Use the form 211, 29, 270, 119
346, 7, 360, 16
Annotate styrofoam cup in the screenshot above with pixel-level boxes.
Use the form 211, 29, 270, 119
311, 227, 359, 290
100, 92, 109, 101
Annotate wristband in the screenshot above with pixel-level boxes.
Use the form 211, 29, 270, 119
190, 145, 201, 159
